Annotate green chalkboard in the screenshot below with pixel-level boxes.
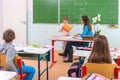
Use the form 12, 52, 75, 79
33, 0, 118, 24
60, 0, 118, 24
33, 0, 58, 23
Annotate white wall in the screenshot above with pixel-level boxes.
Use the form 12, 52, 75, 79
0, 0, 3, 39
28, 0, 120, 50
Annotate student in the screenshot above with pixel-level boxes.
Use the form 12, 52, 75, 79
59, 15, 93, 62
86, 35, 112, 63
0, 29, 35, 80
59, 16, 71, 54
68, 35, 112, 78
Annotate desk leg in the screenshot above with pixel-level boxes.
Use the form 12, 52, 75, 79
50, 40, 57, 68
38, 54, 40, 80
79, 57, 85, 65
89, 42, 93, 48
46, 51, 50, 80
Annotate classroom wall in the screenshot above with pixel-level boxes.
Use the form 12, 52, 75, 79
0, 0, 120, 50
28, 0, 120, 50
0, 0, 3, 39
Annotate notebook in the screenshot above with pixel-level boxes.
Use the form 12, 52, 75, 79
63, 23, 72, 32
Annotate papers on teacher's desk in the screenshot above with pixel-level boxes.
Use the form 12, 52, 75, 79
73, 36, 82, 39
58, 36, 73, 40
58, 36, 82, 40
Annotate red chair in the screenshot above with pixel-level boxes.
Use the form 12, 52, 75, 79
116, 57, 120, 73
116, 58, 120, 66
81, 63, 118, 79
0, 54, 28, 80
17, 58, 27, 80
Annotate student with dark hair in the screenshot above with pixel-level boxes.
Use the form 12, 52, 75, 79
0, 29, 35, 80
59, 16, 93, 62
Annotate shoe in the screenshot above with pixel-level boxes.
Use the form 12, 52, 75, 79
63, 60, 72, 63
58, 53, 64, 56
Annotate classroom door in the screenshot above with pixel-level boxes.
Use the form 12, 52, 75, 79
2, 0, 27, 44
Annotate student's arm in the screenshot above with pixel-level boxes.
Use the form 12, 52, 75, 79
59, 23, 64, 32
6, 45, 18, 72
80, 25, 89, 38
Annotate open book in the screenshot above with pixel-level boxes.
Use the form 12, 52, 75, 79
15, 45, 52, 54
82, 73, 109, 80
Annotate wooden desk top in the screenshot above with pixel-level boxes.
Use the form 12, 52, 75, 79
49, 36, 93, 42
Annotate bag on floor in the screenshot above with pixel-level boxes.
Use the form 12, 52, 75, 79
68, 62, 81, 77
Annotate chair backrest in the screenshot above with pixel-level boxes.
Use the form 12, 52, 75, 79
0, 54, 26, 80
81, 63, 118, 79
116, 57, 120, 66
0, 54, 21, 69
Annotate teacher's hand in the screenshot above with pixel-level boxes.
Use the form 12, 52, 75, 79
74, 33, 80, 37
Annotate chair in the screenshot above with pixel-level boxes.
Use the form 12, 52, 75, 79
0, 54, 27, 80
81, 63, 118, 79
115, 57, 120, 72
116, 57, 120, 66
17, 58, 27, 80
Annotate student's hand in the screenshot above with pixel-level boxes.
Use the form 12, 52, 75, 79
15, 74, 20, 80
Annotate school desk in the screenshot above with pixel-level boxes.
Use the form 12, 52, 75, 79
58, 76, 81, 80
15, 45, 52, 80
0, 71, 16, 80
73, 48, 120, 64
49, 36, 93, 68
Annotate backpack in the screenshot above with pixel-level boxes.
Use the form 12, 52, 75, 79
68, 62, 81, 77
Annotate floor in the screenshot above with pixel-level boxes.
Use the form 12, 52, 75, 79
22, 50, 79, 80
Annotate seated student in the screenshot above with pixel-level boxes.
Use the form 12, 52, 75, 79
59, 16, 93, 62
0, 29, 35, 80
85, 35, 112, 63
68, 35, 113, 78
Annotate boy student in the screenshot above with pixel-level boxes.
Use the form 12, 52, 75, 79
58, 16, 72, 54
0, 29, 35, 80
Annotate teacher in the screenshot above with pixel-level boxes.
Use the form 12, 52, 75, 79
59, 15, 93, 62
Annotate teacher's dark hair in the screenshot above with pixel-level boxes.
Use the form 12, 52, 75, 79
81, 16, 92, 31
